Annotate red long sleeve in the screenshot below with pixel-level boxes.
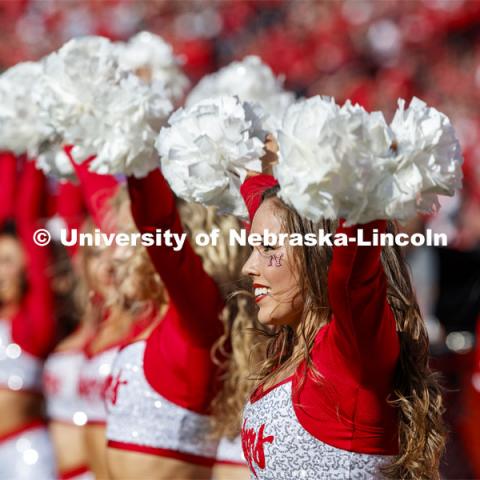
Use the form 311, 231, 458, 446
12, 161, 56, 357
327, 220, 399, 379
127, 170, 225, 349
128, 169, 226, 413
0, 151, 17, 226
240, 174, 279, 222
66, 147, 118, 231
56, 181, 87, 256
293, 220, 400, 454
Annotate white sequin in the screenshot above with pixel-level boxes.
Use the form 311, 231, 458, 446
43, 350, 87, 424
0, 424, 56, 479
78, 347, 119, 423
242, 381, 394, 480
0, 321, 43, 392
106, 341, 218, 460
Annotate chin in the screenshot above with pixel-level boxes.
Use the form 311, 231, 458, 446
258, 305, 301, 329
257, 309, 282, 327
257, 314, 274, 326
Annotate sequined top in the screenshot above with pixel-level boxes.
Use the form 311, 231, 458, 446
0, 320, 43, 392
43, 350, 87, 425
78, 346, 119, 424
242, 380, 393, 480
106, 341, 218, 465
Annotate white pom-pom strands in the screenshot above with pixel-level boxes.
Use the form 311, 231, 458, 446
156, 96, 265, 219
274, 96, 463, 225
35, 35, 173, 179
382, 97, 463, 219
0, 61, 56, 158
274, 97, 393, 225
116, 31, 190, 104
186, 56, 295, 133
1, 35, 462, 224
36, 146, 76, 182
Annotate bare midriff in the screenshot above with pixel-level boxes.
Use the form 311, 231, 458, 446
0, 389, 43, 438
107, 448, 212, 480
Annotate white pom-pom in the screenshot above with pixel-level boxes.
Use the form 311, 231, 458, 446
0, 62, 55, 156
36, 145, 76, 182
381, 96, 463, 218
186, 56, 294, 132
274, 96, 393, 224
35, 36, 121, 157
274, 96, 462, 224
117, 31, 189, 103
37, 36, 173, 178
156, 96, 265, 218
87, 74, 172, 178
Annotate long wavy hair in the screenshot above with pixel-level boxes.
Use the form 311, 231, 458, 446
245, 186, 446, 479
176, 200, 260, 439
109, 189, 257, 425
106, 188, 166, 327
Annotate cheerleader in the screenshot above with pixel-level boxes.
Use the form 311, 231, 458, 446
237, 163, 446, 479
0, 154, 57, 479
43, 182, 94, 480
68, 153, 140, 479
103, 168, 250, 480
43, 314, 93, 480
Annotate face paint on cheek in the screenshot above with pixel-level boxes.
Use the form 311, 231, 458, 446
267, 253, 284, 267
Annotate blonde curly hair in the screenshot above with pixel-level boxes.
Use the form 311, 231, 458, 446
177, 200, 260, 440
104, 188, 259, 438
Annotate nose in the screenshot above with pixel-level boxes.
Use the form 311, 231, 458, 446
241, 249, 260, 278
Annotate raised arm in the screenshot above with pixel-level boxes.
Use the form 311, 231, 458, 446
240, 173, 279, 222
0, 151, 17, 226
13, 161, 55, 357
66, 146, 118, 231
327, 220, 399, 378
127, 169, 224, 347
56, 181, 86, 256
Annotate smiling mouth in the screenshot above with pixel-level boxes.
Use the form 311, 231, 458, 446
254, 286, 270, 303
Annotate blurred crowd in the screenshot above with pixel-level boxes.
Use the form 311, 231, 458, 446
1, 0, 480, 478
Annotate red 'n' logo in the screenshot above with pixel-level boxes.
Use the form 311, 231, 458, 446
43, 372, 60, 395
105, 371, 128, 406
241, 420, 274, 478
